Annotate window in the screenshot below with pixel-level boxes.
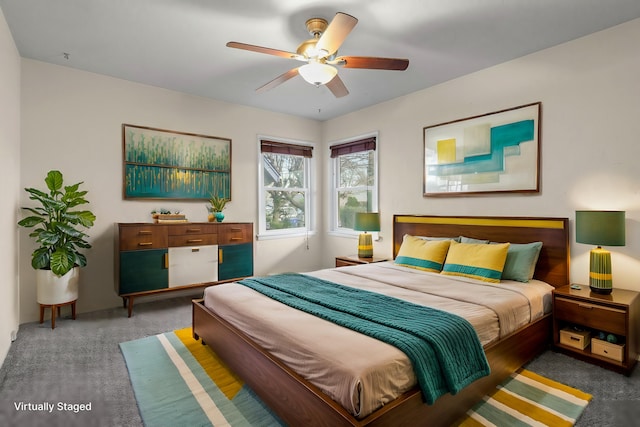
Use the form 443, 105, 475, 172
258, 138, 313, 238
330, 134, 378, 234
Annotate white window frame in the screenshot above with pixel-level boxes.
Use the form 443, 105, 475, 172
257, 136, 315, 240
329, 132, 379, 237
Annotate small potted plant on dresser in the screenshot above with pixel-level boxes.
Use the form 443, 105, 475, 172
207, 195, 228, 222
17, 170, 96, 310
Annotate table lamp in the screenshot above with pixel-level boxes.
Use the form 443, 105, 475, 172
575, 210, 625, 294
354, 212, 380, 258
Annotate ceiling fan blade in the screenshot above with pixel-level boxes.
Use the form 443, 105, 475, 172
334, 56, 409, 70
256, 67, 300, 93
227, 41, 303, 60
325, 75, 349, 98
315, 13, 358, 57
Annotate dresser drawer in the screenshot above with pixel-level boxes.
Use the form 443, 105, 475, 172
167, 224, 218, 236
554, 297, 627, 335
219, 224, 252, 244
168, 234, 218, 247
119, 225, 168, 251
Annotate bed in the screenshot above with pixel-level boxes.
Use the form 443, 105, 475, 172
192, 215, 570, 426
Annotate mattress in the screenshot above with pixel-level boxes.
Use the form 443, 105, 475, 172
203, 261, 554, 418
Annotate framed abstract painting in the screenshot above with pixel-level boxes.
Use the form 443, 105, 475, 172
423, 102, 541, 197
122, 124, 231, 200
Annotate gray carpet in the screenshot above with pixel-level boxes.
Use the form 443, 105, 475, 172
0, 294, 637, 427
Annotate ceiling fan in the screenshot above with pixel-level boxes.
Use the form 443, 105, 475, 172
226, 12, 409, 98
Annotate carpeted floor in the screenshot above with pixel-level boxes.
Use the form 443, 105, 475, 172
0, 294, 638, 426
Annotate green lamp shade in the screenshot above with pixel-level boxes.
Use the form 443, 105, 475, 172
575, 210, 625, 246
354, 213, 380, 258
354, 212, 381, 232
575, 210, 625, 294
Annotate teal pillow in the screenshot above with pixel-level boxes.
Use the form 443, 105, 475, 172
417, 236, 461, 242
501, 242, 543, 282
460, 236, 489, 244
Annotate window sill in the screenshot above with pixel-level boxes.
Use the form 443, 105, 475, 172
257, 230, 316, 240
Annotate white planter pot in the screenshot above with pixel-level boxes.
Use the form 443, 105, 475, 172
36, 267, 79, 305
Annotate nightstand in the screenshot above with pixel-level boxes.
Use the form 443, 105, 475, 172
335, 255, 389, 267
552, 285, 639, 375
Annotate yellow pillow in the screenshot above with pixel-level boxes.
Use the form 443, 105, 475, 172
395, 235, 451, 272
441, 241, 510, 283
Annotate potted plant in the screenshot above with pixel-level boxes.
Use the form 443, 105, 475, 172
17, 170, 96, 305
207, 195, 228, 222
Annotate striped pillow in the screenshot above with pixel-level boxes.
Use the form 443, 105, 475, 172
441, 241, 510, 283
395, 235, 452, 272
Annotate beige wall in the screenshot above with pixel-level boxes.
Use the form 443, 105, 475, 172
323, 18, 640, 292
13, 16, 640, 330
0, 8, 21, 362
19, 60, 323, 323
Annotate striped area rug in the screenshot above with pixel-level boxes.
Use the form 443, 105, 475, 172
457, 369, 591, 427
119, 327, 285, 427
121, 328, 590, 427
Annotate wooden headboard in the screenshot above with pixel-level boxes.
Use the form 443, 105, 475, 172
393, 215, 570, 288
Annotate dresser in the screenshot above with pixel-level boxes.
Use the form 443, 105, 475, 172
116, 222, 253, 316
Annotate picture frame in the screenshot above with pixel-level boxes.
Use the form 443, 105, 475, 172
122, 124, 231, 200
423, 102, 541, 197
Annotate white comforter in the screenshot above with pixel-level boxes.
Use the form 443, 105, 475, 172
203, 262, 553, 418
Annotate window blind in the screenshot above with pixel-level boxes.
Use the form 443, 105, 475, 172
330, 137, 376, 158
261, 140, 313, 158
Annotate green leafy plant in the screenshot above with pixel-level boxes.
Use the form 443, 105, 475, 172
18, 170, 96, 276
208, 195, 228, 212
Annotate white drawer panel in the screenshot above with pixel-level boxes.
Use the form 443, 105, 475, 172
168, 245, 218, 288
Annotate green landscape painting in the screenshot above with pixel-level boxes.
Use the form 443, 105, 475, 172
123, 125, 231, 199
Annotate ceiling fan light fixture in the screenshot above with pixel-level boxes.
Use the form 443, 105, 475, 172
299, 62, 337, 86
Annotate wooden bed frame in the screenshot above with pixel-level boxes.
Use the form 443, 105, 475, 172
193, 215, 570, 427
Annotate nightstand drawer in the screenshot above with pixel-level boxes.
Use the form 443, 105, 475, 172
592, 338, 625, 362
560, 327, 590, 350
554, 297, 627, 335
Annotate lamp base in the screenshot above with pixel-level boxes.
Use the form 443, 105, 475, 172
589, 286, 612, 295
358, 232, 373, 258
588, 247, 613, 295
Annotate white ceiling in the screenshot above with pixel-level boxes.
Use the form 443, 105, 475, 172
3, 0, 640, 121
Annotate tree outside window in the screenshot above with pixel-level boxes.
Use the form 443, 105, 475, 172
331, 135, 378, 233
259, 139, 313, 237
263, 152, 307, 230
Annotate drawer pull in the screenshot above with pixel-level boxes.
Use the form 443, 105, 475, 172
186, 228, 201, 233
230, 237, 242, 241
570, 337, 580, 342
578, 304, 593, 309
138, 242, 153, 246
138, 231, 152, 235
231, 227, 242, 231
187, 239, 203, 243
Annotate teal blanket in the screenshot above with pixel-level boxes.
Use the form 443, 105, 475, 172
238, 273, 490, 405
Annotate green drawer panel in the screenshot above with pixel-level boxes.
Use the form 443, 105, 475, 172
119, 249, 168, 294
218, 243, 253, 281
